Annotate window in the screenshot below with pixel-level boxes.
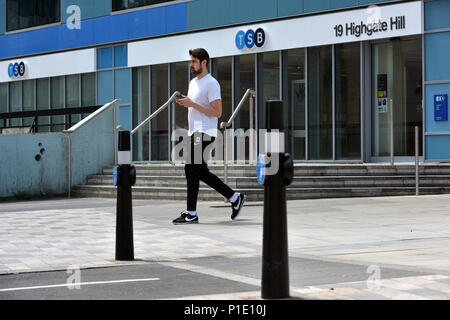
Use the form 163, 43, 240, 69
6, 0, 61, 32
308, 45, 332, 160
283, 49, 306, 160
112, 0, 176, 12
335, 42, 361, 160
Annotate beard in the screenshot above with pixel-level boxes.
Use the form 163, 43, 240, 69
190, 66, 203, 76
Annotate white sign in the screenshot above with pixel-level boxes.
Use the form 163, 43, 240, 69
128, 1, 422, 67
0, 48, 96, 83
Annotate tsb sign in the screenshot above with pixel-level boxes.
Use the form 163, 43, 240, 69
235, 28, 266, 50
8, 61, 27, 79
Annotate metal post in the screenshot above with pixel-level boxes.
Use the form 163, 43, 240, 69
67, 134, 71, 198
415, 126, 419, 196
250, 95, 255, 163
224, 128, 228, 186
115, 130, 136, 261
261, 100, 293, 300
390, 99, 394, 166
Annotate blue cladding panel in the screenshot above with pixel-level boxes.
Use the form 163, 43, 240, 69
0, 3, 186, 60
426, 135, 450, 160
186, 0, 208, 30
277, 0, 304, 17
114, 45, 128, 68
425, 32, 450, 82
97, 47, 113, 70
425, 0, 450, 31
97, 70, 114, 105
61, 0, 111, 22
166, 3, 186, 33
304, 0, 331, 13
115, 69, 131, 104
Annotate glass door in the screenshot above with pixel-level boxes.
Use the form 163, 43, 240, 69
371, 38, 422, 159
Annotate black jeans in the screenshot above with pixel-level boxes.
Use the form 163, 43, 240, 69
185, 132, 234, 211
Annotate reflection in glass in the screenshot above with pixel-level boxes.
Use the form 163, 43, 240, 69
371, 39, 422, 157
37, 78, 50, 132
23, 80, 35, 126
308, 45, 332, 160
212, 57, 232, 126
9, 81, 21, 127
283, 49, 305, 160
51, 76, 64, 132
258, 51, 280, 131
132, 66, 150, 161
151, 64, 169, 161
66, 75, 80, 126
335, 42, 361, 160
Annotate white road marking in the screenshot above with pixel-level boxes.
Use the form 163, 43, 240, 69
0, 278, 160, 292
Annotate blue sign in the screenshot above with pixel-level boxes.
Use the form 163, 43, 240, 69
434, 94, 448, 122
235, 28, 265, 50
235, 30, 245, 50
8, 63, 14, 78
8, 61, 26, 79
113, 167, 118, 186
257, 154, 266, 185
245, 29, 255, 48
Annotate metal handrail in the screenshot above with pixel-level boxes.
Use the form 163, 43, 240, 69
63, 99, 122, 134
220, 89, 256, 130
219, 89, 256, 190
63, 99, 122, 198
131, 91, 180, 136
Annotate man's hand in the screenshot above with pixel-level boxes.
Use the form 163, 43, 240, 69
176, 96, 222, 118
176, 95, 194, 108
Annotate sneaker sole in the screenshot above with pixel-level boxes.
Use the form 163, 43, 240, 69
172, 220, 199, 225
231, 194, 246, 220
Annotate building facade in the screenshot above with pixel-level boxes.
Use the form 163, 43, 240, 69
0, 0, 449, 163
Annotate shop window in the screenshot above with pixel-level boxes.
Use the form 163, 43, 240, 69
283, 49, 306, 160
151, 64, 169, 161
335, 42, 361, 160
6, 0, 60, 32
22, 80, 35, 126
36, 78, 50, 132
308, 45, 332, 160
0, 84, 7, 130
112, 0, 176, 12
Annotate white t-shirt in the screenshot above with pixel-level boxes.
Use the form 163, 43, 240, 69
187, 73, 221, 137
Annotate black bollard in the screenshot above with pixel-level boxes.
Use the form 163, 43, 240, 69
261, 100, 294, 299
114, 130, 136, 261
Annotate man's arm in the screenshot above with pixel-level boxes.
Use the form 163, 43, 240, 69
177, 97, 222, 118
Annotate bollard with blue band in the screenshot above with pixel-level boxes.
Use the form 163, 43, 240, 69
261, 100, 294, 299
115, 130, 136, 261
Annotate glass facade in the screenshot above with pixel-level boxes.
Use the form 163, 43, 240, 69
6, 0, 60, 32
335, 42, 361, 160
308, 45, 333, 160
112, 0, 176, 12
132, 66, 150, 161
372, 38, 423, 157
0, 73, 96, 133
150, 64, 169, 161
0, 26, 422, 164
283, 49, 306, 160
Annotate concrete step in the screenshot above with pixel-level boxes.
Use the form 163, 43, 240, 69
71, 184, 450, 201
102, 163, 450, 177
86, 174, 450, 189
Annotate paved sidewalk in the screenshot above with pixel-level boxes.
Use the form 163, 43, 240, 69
1, 194, 450, 299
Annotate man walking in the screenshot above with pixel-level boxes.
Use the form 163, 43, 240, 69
172, 48, 246, 225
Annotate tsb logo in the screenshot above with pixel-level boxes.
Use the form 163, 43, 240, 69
235, 28, 266, 50
8, 61, 27, 79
